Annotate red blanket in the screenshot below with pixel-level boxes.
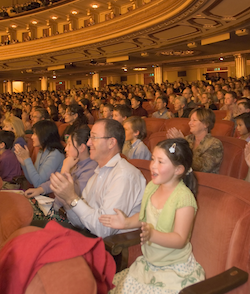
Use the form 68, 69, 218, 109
0, 221, 116, 294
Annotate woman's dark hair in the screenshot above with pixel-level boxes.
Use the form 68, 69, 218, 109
11, 108, 22, 119
67, 104, 88, 127
70, 125, 91, 157
48, 105, 59, 121
156, 138, 197, 196
80, 98, 92, 112
32, 120, 64, 154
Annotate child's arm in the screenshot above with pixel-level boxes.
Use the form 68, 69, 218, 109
99, 209, 141, 230
141, 206, 195, 249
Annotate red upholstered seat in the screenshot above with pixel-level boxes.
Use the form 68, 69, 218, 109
0, 192, 33, 247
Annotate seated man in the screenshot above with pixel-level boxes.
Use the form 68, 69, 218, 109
50, 119, 146, 238
152, 96, 174, 119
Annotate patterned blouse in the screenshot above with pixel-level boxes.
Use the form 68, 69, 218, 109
185, 133, 223, 174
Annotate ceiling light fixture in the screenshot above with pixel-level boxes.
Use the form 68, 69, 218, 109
51, 16, 58, 20
133, 67, 147, 71
32, 21, 38, 24
91, 4, 99, 9
71, 10, 78, 15
11, 24, 17, 28
219, 57, 224, 61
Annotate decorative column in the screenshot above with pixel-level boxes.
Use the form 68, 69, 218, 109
234, 54, 246, 78
41, 77, 48, 91
7, 80, 12, 94
154, 66, 163, 84
92, 73, 100, 90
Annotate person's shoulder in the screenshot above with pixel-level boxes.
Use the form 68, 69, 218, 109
152, 111, 158, 117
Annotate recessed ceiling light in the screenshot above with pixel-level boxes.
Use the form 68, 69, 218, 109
220, 57, 224, 61
32, 21, 38, 24
11, 24, 17, 28
91, 4, 99, 9
133, 67, 147, 71
71, 10, 78, 15
51, 16, 58, 20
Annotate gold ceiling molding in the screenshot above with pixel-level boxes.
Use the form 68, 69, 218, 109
0, 0, 199, 62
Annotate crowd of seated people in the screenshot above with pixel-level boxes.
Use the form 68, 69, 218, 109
1, 77, 250, 292
0, 0, 62, 19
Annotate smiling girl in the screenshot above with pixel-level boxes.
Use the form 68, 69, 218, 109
100, 138, 205, 293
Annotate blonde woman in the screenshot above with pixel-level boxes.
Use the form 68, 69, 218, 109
3, 116, 27, 149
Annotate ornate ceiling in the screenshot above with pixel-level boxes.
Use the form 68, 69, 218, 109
0, 0, 250, 81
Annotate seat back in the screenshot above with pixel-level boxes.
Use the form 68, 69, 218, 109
26, 256, 97, 294
143, 118, 166, 133
0, 192, 33, 246
213, 110, 227, 120
192, 172, 250, 293
215, 136, 248, 179
148, 131, 167, 152
58, 123, 70, 137
128, 159, 151, 184
160, 118, 191, 136
211, 120, 234, 136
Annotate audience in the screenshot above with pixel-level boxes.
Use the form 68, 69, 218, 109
112, 104, 132, 124
122, 116, 151, 160
62, 104, 88, 142
0, 130, 22, 189
48, 119, 146, 238
3, 116, 27, 149
152, 96, 174, 119
167, 108, 223, 173
235, 113, 250, 142
14, 120, 65, 187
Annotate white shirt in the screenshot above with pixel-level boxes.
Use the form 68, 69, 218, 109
66, 153, 146, 238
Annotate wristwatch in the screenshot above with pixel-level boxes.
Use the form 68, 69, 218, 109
70, 197, 80, 207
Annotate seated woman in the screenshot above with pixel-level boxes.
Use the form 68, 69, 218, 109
24, 126, 97, 198
167, 108, 223, 174
62, 104, 88, 142
174, 96, 192, 118
14, 120, 65, 188
201, 92, 218, 110
122, 116, 151, 160
3, 116, 27, 149
79, 98, 95, 124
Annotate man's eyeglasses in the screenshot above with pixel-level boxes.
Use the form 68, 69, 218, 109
89, 136, 112, 141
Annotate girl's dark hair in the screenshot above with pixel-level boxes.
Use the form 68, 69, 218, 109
32, 120, 64, 154
235, 112, 250, 132
156, 138, 197, 196
70, 125, 91, 157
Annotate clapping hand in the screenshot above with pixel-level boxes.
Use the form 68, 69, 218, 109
99, 208, 127, 229
14, 144, 30, 165
140, 222, 153, 245
166, 127, 184, 139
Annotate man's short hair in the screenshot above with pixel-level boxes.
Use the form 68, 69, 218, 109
98, 119, 125, 152
156, 96, 168, 105
227, 91, 237, 100
35, 108, 50, 120
0, 130, 15, 150
104, 103, 114, 111
132, 96, 143, 106
113, 104, 132, 118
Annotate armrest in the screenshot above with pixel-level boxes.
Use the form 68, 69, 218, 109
103, 229, 141, 272
179, 267, 248, 294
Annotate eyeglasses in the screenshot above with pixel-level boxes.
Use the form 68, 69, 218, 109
89, 136, 112, 141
